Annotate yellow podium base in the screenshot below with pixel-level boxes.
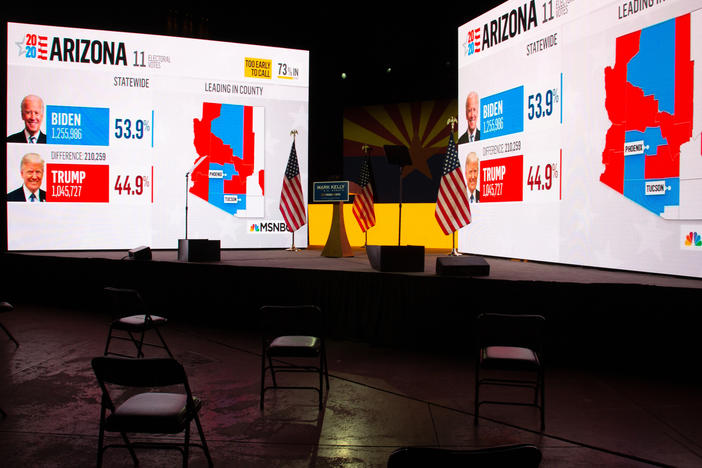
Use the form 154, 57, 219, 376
322, 202, 353, 258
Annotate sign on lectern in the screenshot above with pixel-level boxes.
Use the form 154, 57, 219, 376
313, 181, 353, 258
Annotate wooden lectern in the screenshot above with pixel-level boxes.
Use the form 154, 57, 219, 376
314, 180, 353, 258
322, 201, 353, 258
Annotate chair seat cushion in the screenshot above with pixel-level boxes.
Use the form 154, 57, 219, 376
268, 335, 320, 357
105, 392, 201, 433
114, 314, 167, 328
481, 346, 540, 370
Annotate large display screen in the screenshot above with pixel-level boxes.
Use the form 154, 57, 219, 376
458, 0, 702, 278
6, 22, 308, 250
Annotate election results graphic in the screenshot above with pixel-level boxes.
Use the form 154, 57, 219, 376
457, 0, 702, 278
6, 22, 309, 251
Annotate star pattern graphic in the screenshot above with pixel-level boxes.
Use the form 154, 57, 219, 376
16, 39, 26, 56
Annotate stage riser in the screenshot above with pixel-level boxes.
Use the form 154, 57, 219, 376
3, 253, 700, 377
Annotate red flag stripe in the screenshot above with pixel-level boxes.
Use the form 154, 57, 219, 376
281, 179, 305, 230
434, 132, 471, 235
352, 155, 376, 233
279, 141, 307, 232
353, 191, 376, 231
437, 174, 469, 231
444, 170, 472, 222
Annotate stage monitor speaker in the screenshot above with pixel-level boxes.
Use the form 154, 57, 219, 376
178, 239, 220, 262
366, 245, 425, 272
436, 255, 490, 276
128, 245, 152, 261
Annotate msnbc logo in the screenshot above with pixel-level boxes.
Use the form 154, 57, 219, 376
684, 231, 701, 248
249, 222, 289, 233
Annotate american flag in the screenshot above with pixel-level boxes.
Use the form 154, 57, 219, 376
435, 132, 471, 234
279, 140, 307, 232
352, 154, 376, 232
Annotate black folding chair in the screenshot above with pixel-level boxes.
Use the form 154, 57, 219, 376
0, 301, 19, 348
91, 356, 213, 468
388, 444, 541, 468
474, 313, 546, 431
260, 305, 329, 409
387, 444, 542, 468
103, 287, 173, 358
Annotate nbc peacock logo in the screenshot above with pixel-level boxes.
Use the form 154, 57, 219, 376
684, 231, 701, 247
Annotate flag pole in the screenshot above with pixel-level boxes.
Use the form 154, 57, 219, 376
286, 129, 301, 252
447, 116, 462, 257
287, 231, 300, 251
450, 231, 461, 256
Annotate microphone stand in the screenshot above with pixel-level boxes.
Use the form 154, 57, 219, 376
185, 171, 190, 240
184, 156, 206, 240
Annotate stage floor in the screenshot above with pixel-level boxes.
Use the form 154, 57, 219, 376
12, 245, 702, 290
3, 302, 701, 467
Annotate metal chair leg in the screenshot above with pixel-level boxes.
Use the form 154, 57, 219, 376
194, 413, 214, 468
153, 327, 174, 358
474, 361, 480, 425
0, 322, 19, 348
540, 369, 546, 432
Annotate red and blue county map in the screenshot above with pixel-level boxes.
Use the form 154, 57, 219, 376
192, 102, 264, 216
601, 13, 698, 219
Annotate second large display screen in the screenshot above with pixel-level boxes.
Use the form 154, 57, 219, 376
457, 0, 702, 278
